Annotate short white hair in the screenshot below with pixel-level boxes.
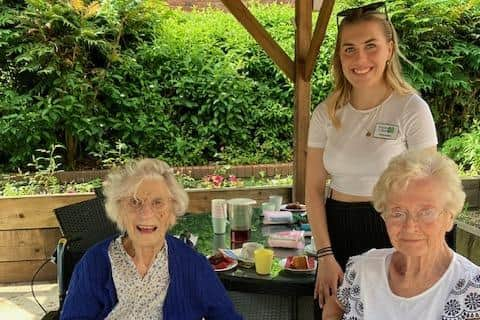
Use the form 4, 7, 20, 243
103, 158, 189, 231
373, 150, 466, 218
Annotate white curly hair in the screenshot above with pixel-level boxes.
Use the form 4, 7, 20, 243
102, 158, 189, 231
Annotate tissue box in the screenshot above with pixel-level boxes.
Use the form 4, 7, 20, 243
262, 211, 294, 225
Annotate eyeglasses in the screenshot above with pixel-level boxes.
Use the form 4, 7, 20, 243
336, 1, 389, 28
124, 197, 172, 214
383, 208, 445, 226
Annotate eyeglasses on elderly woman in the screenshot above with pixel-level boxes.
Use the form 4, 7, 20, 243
336, 1, 389, 28
123, 196, 173, 214
383, 207, 447, 226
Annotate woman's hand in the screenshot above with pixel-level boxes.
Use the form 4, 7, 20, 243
315, 255, 344, 308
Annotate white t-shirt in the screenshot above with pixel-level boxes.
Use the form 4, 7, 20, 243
337, 248, 480, 320
308, 92, 438, 196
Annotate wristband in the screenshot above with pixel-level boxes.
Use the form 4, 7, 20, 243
316, 251, 334, 259
316, 246, 332, 255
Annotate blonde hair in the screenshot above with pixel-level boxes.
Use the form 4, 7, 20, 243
103, 158, 189, 231
372, 150, 466, 218
328, 12, 415, 128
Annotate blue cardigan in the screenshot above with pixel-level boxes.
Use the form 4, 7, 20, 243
60, 235, 242, 320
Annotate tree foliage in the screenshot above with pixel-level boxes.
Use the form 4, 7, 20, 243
0, 0, 478, 171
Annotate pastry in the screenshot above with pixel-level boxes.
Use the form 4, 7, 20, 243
291, 255, 308, 269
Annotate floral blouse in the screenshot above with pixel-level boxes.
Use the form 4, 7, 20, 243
105, 236, 170, 320
337, 248, 480, 320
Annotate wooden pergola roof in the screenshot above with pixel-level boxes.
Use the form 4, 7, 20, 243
219, 0, 335, 203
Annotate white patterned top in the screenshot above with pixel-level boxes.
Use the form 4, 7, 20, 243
337, 248, 480, 320
105, 236, 170, 320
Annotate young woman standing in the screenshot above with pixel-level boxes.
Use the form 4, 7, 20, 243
305, 2, 438, 309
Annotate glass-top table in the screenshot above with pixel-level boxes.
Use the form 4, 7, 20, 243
170, 211, 316, 297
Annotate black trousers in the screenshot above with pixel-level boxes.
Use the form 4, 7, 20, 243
313, 198, 391, 319
325, 198, 392, 270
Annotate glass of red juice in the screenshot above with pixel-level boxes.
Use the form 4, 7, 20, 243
230, 229, 251, 249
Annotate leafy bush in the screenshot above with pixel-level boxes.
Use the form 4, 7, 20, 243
0, 0, 478, 171
441, 121, 480, 176
389, 0, 480, 144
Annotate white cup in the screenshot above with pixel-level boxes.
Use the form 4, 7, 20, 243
212, 217, 227, 234
240, 242, 264, 261
211, 199, 227, 218
268, 195, 283, 211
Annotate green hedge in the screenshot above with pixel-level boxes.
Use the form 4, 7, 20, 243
0, 0, 478, 170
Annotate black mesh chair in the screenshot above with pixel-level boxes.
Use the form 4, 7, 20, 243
53, 197, 119, 311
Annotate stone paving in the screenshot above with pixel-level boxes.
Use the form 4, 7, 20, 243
0, 282, 58, 320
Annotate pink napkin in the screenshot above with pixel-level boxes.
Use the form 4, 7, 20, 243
262, 211, 293, 224
267, 230, 305, 249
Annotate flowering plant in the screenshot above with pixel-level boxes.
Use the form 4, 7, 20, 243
201, 174, 243, 188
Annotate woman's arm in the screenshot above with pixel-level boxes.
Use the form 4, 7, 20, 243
306, 147, 344, 307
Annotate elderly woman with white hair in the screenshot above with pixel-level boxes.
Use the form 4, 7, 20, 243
61, 158, 242, 320
323, 150, 480, 320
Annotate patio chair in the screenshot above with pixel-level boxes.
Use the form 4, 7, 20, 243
53, 197, 119, 312
228, 291, 295, 320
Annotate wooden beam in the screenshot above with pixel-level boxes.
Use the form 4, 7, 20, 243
305, 0, 335, 81
293, 0, 313, 203
220, 0, 295, 81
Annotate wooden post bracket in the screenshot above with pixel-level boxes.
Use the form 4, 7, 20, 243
305, 0, 336, 81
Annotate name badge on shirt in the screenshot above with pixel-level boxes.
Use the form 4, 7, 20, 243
373, 123, 399, 140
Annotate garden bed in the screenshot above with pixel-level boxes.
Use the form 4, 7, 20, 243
0, 185, 292, 283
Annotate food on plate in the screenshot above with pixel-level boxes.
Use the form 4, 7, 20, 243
291, 256, 308, 269
286, 255, 315, 270
285, 202, 305, 210
208, 252, 234, 270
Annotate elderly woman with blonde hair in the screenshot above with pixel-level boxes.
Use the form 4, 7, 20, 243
323, 150, 480, 320
61, 158, 242, 320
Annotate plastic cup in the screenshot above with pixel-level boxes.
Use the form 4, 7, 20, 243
268, 195, 283, 211
212, 217, 227, 234
211, 199, 227, 218
213, 233, 226, 251
254, 248, 274, 275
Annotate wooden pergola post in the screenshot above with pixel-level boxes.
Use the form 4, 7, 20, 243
220, 0, 335, 203
293, 1, 312, 203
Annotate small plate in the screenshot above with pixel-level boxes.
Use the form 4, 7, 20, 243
280, 204, 306, 212
208, 255, 238, 272
214, 260, 238, 272
280, 256, 317, 273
